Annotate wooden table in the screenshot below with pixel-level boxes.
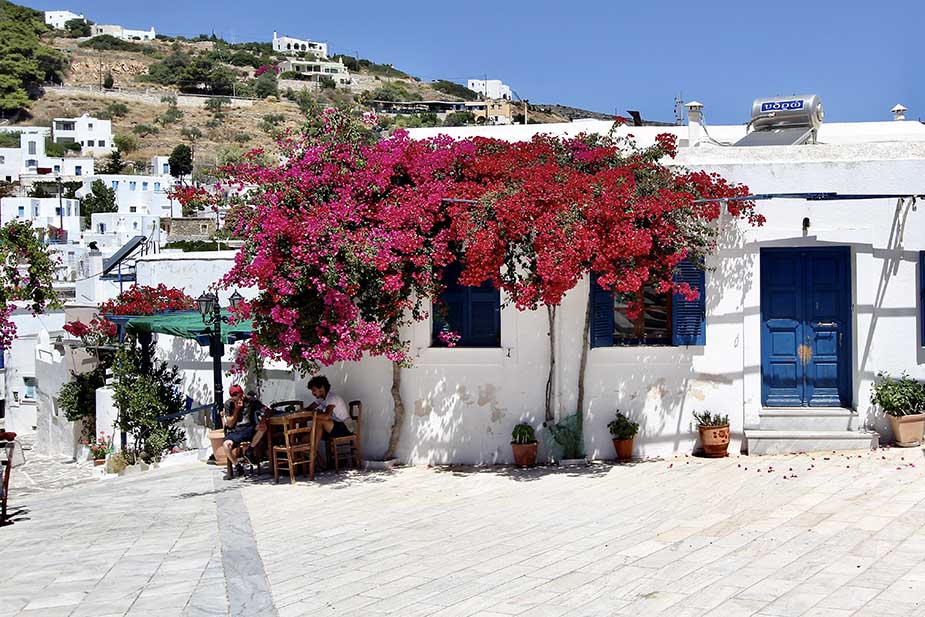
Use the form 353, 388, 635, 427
266, 411, 317, 478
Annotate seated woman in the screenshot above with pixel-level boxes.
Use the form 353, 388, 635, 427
307, 376, 352, 457
222, 385, 260, 479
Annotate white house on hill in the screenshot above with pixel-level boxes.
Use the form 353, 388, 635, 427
468, 79, 513, 101
53, 114, 113, 156
272, 31, 327, 58
0, 132, 94, 183
44, 10, 84, 30
91, 24, 156, 41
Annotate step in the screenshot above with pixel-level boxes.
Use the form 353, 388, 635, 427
745, 429, 879, 456
758, 408, 859, 431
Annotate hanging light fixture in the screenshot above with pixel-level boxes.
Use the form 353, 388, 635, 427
197, 292, 218, 323
228, 290, 244, 310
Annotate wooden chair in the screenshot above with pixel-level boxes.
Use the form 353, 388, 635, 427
1, 437, 15, 526
327, 400, 363, 472
272, 411, 318, 484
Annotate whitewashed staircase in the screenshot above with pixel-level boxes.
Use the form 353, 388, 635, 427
745, 408, 879, 455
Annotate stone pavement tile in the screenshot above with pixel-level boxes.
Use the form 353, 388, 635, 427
614, 590, 688, 615
516, 605, 572, 617
21, 590, 86, 610
756, 590, 826, 616
736, 578, 800, 603
800, 609, 854, 617
816, 585, 880, 611
702, 598, 772, 617
16, 607, 78, 617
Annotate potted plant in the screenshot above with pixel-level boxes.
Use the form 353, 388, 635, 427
89, 432, 112, 466
608, 411, 638, 461
511, 423, 538, 467
694, 411, 730, 458
544, 413, 586, 466
870, 371, 925, 447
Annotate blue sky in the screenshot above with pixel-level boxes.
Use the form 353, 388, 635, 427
28, 0, 923, 124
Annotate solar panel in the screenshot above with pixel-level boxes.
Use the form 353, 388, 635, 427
733, 127, 815, 147
102, 235, 146, 275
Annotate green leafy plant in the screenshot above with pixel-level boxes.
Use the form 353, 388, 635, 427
105, 451, 128, 474
543, 413, 584, 459
608, 411, 639, 440
870, 372, 925, 416
132, 123, 159, 137
106, 102, 128, 117
693, 411, 729, 427
112, 343, 185, 464
58, 368, 106, 441
511, 423, 536, 445
113, 133, 139, 154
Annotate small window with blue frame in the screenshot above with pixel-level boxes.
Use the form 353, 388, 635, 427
432, 262, 501, 348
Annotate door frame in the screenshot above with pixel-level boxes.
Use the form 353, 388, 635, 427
759, 246, 853, 408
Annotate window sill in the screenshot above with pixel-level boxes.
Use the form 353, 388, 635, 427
415, 346, 505, 366
590, 345, 700, 365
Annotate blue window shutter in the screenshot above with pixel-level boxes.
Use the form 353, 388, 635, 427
920, 251, 925, 346
590, 276, 614, 348
672, 260, 706, 346
468, 285, 501, 346
432, 262, 500, 347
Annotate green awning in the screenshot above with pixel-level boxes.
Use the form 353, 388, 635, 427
124, 310, 253, 346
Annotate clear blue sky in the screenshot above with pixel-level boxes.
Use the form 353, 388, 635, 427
28, 0, 923, 124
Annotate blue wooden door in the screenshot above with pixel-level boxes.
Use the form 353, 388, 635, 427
761, 248, 851, 407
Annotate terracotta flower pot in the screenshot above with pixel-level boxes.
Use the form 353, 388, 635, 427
888, 414, 925, 447
698, 424, 730, 458
511, 442, 538, 467
93, 458, 106, 466
613, 438, 633, 461
208, 429, 228, 466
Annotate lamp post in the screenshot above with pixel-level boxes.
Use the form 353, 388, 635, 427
197, 290, 244, 429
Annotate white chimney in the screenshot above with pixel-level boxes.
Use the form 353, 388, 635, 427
891, 104, 907, 121
685, 101, 704, 147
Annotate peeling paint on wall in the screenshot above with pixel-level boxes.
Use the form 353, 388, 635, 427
414, 399, 432, 416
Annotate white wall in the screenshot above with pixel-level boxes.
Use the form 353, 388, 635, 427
80, 174, 177, 218
44, 10, 83, 29
53, 115, 113, 156
3, 310, 65, 436
1, 197, 82, 239
85, 213, 161, 249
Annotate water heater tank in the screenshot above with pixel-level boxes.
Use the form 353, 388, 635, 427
750, 94, 824, 131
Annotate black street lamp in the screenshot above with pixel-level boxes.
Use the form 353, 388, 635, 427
197, 290, 244, 428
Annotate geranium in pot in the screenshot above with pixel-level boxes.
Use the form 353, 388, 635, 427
608, 411, 638, 461
511, 423, 538, 467
694, 411, 730, 458
870, 371, 925, 447
89, 432, 112, 466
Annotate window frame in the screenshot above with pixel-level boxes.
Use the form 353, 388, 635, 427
431, 263, 501, 349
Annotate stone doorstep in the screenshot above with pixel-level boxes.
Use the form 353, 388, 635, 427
757, 408, 859, 431
744, 429, 879, 456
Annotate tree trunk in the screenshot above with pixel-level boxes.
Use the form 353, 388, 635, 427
384, 360, 404, 460
575, 293, 591, 446
544, 305, 556, 422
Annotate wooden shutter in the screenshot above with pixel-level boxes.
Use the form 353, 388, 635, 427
672, 260, 706, 346
468, 284, 501, 347
590, 277, 615, 348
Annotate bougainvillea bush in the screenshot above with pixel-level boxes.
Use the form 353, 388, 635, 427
182, 108, 761, 457
0, 221, 61, 348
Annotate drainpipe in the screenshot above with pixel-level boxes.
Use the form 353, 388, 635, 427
685, 101, 704, 148
891, 104, 907, 121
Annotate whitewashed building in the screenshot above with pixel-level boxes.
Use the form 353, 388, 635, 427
44, 10, 84, 30
91, 24, 156, 41
0, 197, 82, 240
272, 31, 327, 57
83, 212, 161, 251
53, 114, 113, 156
77, 173, 179, 219
0, 132, 94, 183
279, 59, 350, 86
467, 79, 513, 101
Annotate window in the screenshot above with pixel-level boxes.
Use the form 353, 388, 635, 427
88, 123, 93, 130
97, 223, 106, 232
17, 206, 24, 217
55, 207, 61, 216
142, 182, 148, 191
154, 182, 161, 191
27, 141, 36, 155
99, 140, 105, 148
590, 260, 706, 347
75, 166, 82, 176
86, 140, 95, 147
431, 262, 501, 347
23, 377, 37, 400
53, 165, 60, 173
112, 180, 119, 189
0, 155, 4, 164
162, 163, 169, 174
129, 206, 136, 213
26, 159, 37, 167
129, 181, 136, 191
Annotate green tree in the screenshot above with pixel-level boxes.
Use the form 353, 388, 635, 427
102, 70, 114, 89
112, 343, 184, 464
181, 126, 203, 144
431, 80, 479, 101
443, 111, 475, 127
58, 368, 106, 441
319, 75, 336, 90
0, 0, 67, 113
204, 96, 230, 115
100, 150, 126, 174
80, 179, 117, 226
207, 66, 234, 95
253, 71, 278, 98
63, 17, 91, 37
106, 101, 128, 117
113, 133, 139, 153
168, 143, 193, 179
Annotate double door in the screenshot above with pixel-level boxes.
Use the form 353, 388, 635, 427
760, 247, 852, 407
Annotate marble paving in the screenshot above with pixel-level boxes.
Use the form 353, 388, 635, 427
2, 446, 925, 616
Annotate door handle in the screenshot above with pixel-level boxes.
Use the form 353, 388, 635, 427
815, 321, 837, 328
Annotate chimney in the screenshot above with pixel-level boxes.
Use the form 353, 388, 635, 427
685, 101, 704, 147
891, 104, 907, 121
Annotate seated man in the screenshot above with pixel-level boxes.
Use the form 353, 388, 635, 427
222, 385, 260, 480
307, 376, 352, 458
243, 391, 273, 462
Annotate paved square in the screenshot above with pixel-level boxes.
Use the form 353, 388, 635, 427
2, 447, 925, 616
